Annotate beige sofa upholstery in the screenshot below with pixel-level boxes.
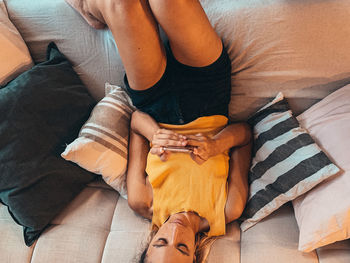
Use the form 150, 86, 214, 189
1, 0, 350, 262
2, 178, 349, 262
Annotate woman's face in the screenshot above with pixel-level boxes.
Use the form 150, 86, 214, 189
146, 214, 197, 263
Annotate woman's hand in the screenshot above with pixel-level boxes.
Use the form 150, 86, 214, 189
186, 133, 218, 164
150, 129, 187, 161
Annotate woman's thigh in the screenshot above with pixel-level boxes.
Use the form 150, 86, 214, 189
98, 0, 167, 91
148, 0, 223, 67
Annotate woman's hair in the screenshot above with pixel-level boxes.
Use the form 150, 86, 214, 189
138, 230, 217, 263
139, 249, 147, 263
138, 229, 157, 263
194, 232, 217, 263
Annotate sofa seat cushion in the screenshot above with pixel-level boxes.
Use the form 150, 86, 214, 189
1, 180, 350, 262
240, 203, 350, 263
316, 241, 350, 263
0, 205, 34, 262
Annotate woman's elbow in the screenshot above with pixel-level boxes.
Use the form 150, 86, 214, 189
127, 194, 152, 219
225, 204, 245, 224
240, 122, 252, 146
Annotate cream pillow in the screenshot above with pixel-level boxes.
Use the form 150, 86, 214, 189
0, 0, 33, 86
62, 83, 135, 198
293, 85, 350, 252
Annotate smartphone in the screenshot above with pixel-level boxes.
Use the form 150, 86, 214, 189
162, 146, 194, 153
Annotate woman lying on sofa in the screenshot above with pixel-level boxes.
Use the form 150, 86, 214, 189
65, 0, 252, 262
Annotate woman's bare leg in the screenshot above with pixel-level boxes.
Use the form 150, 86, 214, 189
67, 0, 222, 86
101, 0, 167, 90
225, 142, 252, 223
66, 0, 167, 91
148, 0, 223, 67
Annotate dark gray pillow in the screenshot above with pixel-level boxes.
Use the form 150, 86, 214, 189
0, 43, 96, 246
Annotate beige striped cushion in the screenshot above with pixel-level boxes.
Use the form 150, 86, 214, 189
62, 83, 135, 198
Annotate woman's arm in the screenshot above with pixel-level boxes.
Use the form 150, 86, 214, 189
127, 111, 187, 219
212, 122, 251, 155
186, 122, 252, 164
126, 128, 153, 220
131, 110, 187, 161
186, 122, 252, 222
224, 141, 252, 223
127, 111, 161, 219
130, 110, 160, 141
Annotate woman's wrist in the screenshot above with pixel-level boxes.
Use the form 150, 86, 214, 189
212, 122, 252, 154
211, 137, 225, 157
131, 110, 159, 141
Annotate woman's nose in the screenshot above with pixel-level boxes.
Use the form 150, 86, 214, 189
168, 225, 182, 244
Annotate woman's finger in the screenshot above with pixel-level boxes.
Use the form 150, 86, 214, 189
154, 133, 185, 141
160, 151, 171, 162
190, 152, 205, 165
150, 146, 171, 161
185, 139, 203, 147
153, 129, 187, 143
185, 134, 206, 141
152, 138, 187, 147
156, 129, 184, 137
150, 146, 164, 156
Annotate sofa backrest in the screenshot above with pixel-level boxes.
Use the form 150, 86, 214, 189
5, 0, 350, 120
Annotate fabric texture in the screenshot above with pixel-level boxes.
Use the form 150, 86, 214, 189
293, 85, 350, 252
0, 42, 96, 246
147, 116, 229, 236
62, 83, 135, 198
241, 203, 313, 263
125, 43, 231, 125
0, 0, 33, 86
2, 179, 350, 263
240, 92, 340, 231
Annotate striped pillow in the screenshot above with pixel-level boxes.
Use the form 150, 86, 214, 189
240, 92, 340, 231
62, 83, 135, 198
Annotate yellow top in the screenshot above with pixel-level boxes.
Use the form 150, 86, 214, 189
146, 115, 229, 236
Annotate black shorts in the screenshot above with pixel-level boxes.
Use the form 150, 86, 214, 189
124, 43, 231, 125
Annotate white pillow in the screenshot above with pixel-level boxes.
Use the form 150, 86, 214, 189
62, 83, 135, 198
293, 85, 350, 252
0, 0, 33, 86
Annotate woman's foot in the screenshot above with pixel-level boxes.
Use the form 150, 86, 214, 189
65, 0, 106, 29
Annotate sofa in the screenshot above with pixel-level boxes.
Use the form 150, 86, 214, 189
1, 0, 350, 262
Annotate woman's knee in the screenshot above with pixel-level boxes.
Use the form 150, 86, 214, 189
101, 0, 146, 20
148, 0, 192, 13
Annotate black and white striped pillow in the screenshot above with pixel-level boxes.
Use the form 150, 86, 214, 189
240, 92, 340, 231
